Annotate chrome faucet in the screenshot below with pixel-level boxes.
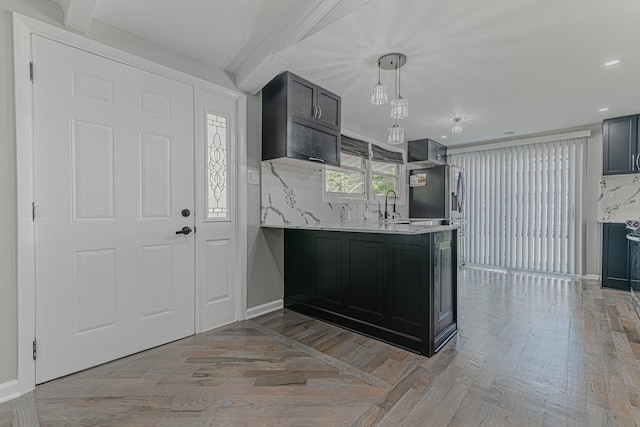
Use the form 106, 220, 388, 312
384, 189, 398, 220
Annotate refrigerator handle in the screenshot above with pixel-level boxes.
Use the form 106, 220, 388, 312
457, 172, 465, 213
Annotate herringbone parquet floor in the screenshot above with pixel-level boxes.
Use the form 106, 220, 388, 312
2, 267, 640, 426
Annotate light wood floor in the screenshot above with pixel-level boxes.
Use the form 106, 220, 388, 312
2, 267, 640, 426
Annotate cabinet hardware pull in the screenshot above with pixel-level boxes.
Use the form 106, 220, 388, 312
633, 154, 637, 171
317, 106, 322, 119
308, 157, 325, 163
312, 105, 317, 117
636, 153, 640, 171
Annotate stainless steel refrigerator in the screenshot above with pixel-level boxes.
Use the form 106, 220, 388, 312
409, 164, 466, 264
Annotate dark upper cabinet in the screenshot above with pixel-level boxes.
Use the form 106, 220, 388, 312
603, 115, 639, 175
407, 138, 447, 166
602, 223, 630, 290
262, 71, 341, 167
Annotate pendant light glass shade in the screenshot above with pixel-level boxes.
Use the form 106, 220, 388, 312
371, 82, 388, 105
391, 97, 408, 119
387, 121, 404, 145
371, 61, 388, 105
451, 117, 463, 134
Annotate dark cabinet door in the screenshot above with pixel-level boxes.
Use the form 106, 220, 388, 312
630, 238, 640, 291
603, 115, 638, 175
314, 236, 343, 308
287, 116, 340, 166
431, 231, 457, 352
284, 231, 313, 300
287, 74, 316, 122
316, 87, 341, 131
388, 236, 426, 337
346, 237, 385, 321
602, 223, 630, 290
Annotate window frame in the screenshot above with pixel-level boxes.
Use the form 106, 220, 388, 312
323, 152, 368, 202
370, 160, 402, 200
322, 141, 405, 204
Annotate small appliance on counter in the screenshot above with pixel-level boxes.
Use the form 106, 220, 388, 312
625, 220, 640, 290
409, 164, 466, 264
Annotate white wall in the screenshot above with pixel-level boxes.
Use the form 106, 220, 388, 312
246, 93, 285, 307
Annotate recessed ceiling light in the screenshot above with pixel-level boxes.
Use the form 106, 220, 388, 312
504, 131, 515, 136
604, 59, 622, 67
441, 135, 448, 139
599, 107, 610, 112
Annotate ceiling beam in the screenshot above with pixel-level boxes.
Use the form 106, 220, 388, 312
304, 0, 372, 38
59, 0, 97, 34
235, 0, 373, 95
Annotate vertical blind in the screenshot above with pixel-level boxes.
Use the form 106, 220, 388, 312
449, 137, 586, 275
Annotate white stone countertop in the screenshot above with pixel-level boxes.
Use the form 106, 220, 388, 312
260, 221, 459, 235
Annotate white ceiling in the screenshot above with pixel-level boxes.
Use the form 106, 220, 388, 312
57, 0, 640, 146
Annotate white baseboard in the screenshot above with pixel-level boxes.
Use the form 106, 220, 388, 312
0, 379, 20, 404
245, 299, 283, 320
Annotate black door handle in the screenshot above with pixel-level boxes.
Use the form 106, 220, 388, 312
175, 226, 192, 235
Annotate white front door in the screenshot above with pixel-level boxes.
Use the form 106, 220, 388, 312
195, 90, 239, 331
32, 35, 195, 383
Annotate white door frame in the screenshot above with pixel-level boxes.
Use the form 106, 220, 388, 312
13, 12, 248, 395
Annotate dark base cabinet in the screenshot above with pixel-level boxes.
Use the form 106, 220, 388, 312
284, 229, 458, 357
602, 223, 631, 290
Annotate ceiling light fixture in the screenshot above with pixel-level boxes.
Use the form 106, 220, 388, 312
451, 117, 464, 134
373, 53, 408, 145
441, 135, 448, 139
387, 121, 404, 145
371, 59, 388, 105
599, 107, 610, 112
390, 56, 408, 120
604, 59, 622, 67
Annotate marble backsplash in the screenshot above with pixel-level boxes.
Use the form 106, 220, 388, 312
261, 161, 407, 226
598, 174, 640, 222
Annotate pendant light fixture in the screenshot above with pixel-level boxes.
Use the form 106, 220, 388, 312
390, 56, 408, 120
451, 117, 464, 134
372, 53, 408, 145
388, 120, 404, 145
371, 59, 388, 105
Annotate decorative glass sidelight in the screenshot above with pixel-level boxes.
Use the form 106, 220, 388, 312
206, 113, 229, 219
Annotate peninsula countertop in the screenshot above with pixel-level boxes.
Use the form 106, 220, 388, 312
260, 221, 458, 235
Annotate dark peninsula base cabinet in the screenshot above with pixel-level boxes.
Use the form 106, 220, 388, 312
284, 228, 458, 356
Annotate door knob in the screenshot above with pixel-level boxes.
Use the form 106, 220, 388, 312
175, 226, 192, 235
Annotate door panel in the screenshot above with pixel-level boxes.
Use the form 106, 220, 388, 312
139, 132, 172, 219
140, 244, 173, 319
205, 238, 232, 304
72, 119, 116, 221
72, 248, 117, 335
196, 91, 238, 332
33, 35, 195, 383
